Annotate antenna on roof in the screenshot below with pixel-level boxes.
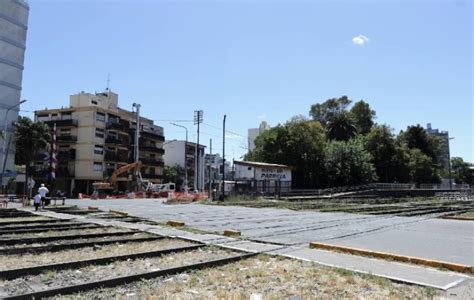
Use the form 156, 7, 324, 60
105, 73, 111, 92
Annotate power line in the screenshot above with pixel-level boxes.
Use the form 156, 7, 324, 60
202, 122, 245, 138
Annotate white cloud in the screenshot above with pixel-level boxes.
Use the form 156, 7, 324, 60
352, 34, 370, 45
257, 114, 267, 120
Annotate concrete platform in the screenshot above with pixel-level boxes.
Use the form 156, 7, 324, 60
21, 201, 474, 294
67, 199, 474, 266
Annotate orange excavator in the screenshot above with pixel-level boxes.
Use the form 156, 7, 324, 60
92, 161, 143, 192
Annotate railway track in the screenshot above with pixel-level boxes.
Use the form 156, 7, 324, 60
0, 208, 256, 299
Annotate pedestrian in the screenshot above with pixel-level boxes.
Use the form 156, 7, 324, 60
33, 193, 41, 211
38, 183, 49, 208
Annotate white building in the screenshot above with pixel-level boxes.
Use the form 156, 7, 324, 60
247, 121, 270, 151
234, 160, 292, 194
0, 0, 29, 188
162, 140, 205, 191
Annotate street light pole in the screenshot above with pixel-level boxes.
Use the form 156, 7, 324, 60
170, 122, 188, 192
1, 99, 27, 192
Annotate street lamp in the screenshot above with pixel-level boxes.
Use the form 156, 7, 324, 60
1, 99, 27, 192
448, 137, 454, 190
170, 122, 188, 192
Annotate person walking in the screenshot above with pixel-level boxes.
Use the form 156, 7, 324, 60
38, 184, 49, 208
33, 193, 41, 211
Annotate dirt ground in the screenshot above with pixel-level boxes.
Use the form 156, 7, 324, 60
55, 255, 437, 299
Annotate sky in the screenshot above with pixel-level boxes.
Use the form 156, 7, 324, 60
20, 0, 473, 162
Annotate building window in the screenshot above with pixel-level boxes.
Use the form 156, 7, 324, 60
94, 145, 104, 155
92, 100, 98, 105
60, 128, 71, 136
93, 162, 103, 172
149, 167, 155, 175
96, 112, 105, 122
95, 128, 105, 138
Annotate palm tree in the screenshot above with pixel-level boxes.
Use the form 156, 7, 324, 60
14, 117, 50, 196
326, 111, 358, 141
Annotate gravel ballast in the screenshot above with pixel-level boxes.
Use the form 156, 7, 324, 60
0, 232, 155, 250
0, 239, 194, 271
0, 227, 132, 239
60, 255, 437, 299
0, 247, 238, 297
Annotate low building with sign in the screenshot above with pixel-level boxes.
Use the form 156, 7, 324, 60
233, 160, 292, 194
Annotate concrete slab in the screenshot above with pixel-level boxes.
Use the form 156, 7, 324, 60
268, 247, 472, 291
66, 199, 474, 266
25, 206, 473, 291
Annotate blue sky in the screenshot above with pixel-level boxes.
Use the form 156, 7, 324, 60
21, 0, 472, 162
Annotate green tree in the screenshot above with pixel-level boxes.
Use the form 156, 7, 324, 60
245, 119, 327, 188
309, 96, 352, 126
13, 117, 51, 195
451, 157, 471, 184
364, 125, 410, 182
162, 164, 184, 190
400, 125, 441, 163
326, 111, 358, 141
325, 139, 377, 186
350, 100, 376, 135
408, 149, 439, 184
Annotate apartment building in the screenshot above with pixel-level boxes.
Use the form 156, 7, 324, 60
162, 140, 205, 191
34, 91, 165, 195
0, 0, 29, 188
426, 123, 450, 172
248, 121, 270, 152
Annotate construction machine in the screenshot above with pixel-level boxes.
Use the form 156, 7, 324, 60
92, 161, 143, 195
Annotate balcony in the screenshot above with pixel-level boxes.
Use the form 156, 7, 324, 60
139, 157, 164, 167
105, 137, 122, 145
57, 149, 76, 161
140, 125, 165, 141
105, 151, 129, 162
44, 119, 78, 127
106, 121, 130, 133
56, 135, 77, 143
140, 146, 165, 154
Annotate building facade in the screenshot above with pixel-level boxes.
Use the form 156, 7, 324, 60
204, 153, 231, 187
426, 123, 450, 172
0, 0, 29, 187
234, 160, 292, 194
162, 140, 205, 191
34, 91, 165, 195
247, 121, 270, 151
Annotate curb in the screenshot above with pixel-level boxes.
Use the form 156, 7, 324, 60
109, 209, 128, 216
309, 242, 473, 274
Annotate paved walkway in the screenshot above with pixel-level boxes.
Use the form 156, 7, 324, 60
24, 206, 473, 297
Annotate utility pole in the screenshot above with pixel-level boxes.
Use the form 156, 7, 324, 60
222, 115, 226, 200
209, 138, 212, 200
194, 110, 203, 191
132, 103, 141, 191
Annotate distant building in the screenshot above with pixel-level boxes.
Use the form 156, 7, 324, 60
426, 123, 450, 171
248, 121, 270, 152
0, 0, 29, 187
162, 140, 205, 190
204, 153, 231, 185
234, 160, 292, 194
35, 91, 165, 195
